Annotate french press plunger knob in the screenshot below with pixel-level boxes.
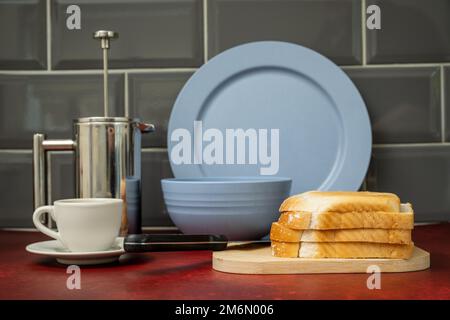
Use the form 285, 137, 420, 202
93, 30, 118, 117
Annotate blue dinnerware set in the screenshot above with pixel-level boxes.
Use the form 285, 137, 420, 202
161, 41, 372, 240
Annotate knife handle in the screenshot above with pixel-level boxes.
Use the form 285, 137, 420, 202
123, 234, 229, 252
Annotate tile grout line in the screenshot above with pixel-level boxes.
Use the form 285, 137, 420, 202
342, 63, 448, 69
2, 63, 448, 75
0, 228, 39, 232
142, 147, 167, 152
441, 66, 446, 142
361, 0, 367, 66
373, 142, 450, 148
121, 68, 198, 73
124, 71, 129, 117
46, 0, 52, 70
0, 68, 199, 75
142, 226, 179, 231
203, 0, 208, 63
2, 142, 450, 153
0, 149, 32, 153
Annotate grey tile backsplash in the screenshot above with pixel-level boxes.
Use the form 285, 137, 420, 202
367, 146, 450, 221
0, 152, 33, 227
49, 151, 75, 202
0, 0, 449, 227
345, 67, 441, 144
445, 67, 450, 141
366, 0, 450, 64
208, 0, 362, 65
128, 72, 193, 147
51, 0, 204, 69
0, 0, 47, 70
0, 74, 123, 149
141, 150, 174, 226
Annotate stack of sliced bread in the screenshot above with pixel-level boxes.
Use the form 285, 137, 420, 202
270, 191, 414, 259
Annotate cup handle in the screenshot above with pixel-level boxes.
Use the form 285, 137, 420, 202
32, 206, 61, 241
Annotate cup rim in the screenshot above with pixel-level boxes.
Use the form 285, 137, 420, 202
54, 198, 123, 206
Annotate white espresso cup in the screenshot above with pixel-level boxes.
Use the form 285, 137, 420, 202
32, 198, 123, 252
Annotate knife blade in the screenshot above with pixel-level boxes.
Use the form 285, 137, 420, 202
123, 234, 270, 252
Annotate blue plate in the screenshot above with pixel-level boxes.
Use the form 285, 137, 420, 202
168, 41, 371, 194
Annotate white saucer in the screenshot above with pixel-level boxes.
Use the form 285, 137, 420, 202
26, 238, 125, 265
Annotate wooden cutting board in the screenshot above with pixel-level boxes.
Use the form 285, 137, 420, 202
212, 243, 430, 274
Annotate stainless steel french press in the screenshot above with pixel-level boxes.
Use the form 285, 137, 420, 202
33, 31, 154, 233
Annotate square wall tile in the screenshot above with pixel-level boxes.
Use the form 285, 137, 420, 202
367, 0, 450, 63
0, 0, 47, 69
367, 145, 450, 222
141, 150, 174, 227
50, 151, 75, 202
444, 67, 450, 141
51, 0, 203, 69
128, 72, 193, 147
0, 73, 124, 149
208, 0, 362, 65
345, 67, 441, 143
0, 152, 33, 227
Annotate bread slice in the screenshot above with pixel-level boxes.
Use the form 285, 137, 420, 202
271, 240, 414, 259
298, 242, 414, 259
270, 222, 302, 242
280, 191, 400, 213
271, 241, 299, 258
270, 222, 411, 244
278, 203, 414, 230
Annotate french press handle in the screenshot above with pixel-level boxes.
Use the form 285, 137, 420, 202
32, 134, 75, 213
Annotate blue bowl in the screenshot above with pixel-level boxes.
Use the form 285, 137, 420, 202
161, 177, 292, 240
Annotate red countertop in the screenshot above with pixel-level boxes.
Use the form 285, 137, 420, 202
0, 224, 449, 300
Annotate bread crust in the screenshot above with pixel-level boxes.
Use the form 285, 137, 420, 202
279, 191, 401, 213
270, 222, 302, 242
298, 242, 414, 259
271, 241, 299, 258
272, 241, 414, 259
270, 222, 411, 244
278, 203, 414, 230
